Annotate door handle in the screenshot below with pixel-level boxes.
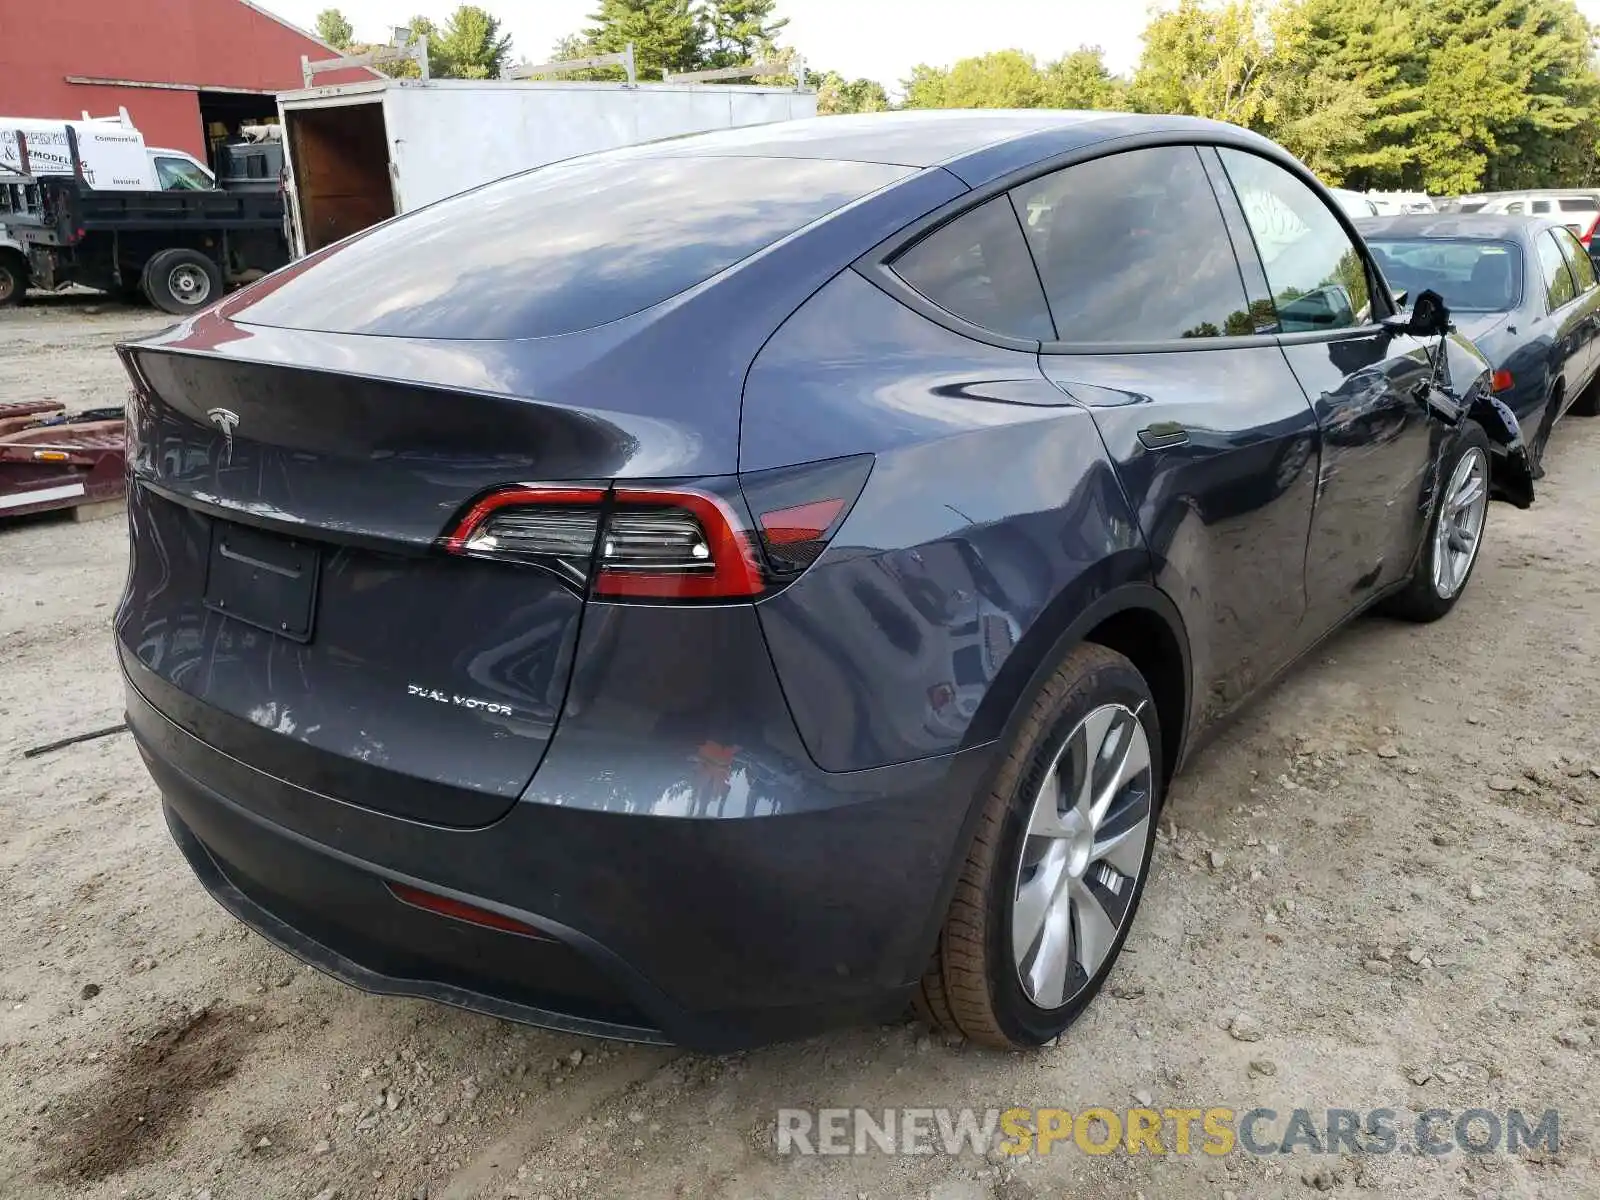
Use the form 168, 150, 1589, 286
1137, 422, 1190, 449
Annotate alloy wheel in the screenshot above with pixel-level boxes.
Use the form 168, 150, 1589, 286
1432, 447, 1489, 599
1011, 703, 1154, 1009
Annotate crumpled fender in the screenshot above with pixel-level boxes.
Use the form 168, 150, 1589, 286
1471, 393, 1535, 509
1419, 324, 1535, 510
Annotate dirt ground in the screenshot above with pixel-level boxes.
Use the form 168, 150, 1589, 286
2, 297, 1597, 1200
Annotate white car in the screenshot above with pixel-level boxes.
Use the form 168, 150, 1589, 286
1330, 188, 1381, 219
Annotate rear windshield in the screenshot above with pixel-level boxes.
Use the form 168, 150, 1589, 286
235, 155, 912, 339
1366, 238, 1522, 313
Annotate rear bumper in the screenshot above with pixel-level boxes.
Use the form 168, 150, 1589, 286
127, 666, 995, 1051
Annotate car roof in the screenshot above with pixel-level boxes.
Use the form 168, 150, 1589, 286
636, 109, 1286, 187
1354, 213, 1556, 239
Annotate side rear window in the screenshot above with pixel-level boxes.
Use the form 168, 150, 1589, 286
1218, 149, 1372, 333
1560, 197, 1599, 212
1532, 199, 1553, 214
1539, 230, 1579, 308
891, 197, 1054, 341
1554, 227, 1597, 292
1010, 146, 1251, 342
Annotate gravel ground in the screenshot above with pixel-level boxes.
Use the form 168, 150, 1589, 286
2, 299, 1597, 1200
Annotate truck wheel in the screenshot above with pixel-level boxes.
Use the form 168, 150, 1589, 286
0, 250, 27, 307
141, 249, 222, 315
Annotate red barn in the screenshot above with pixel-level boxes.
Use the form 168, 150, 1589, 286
0, 0, 377, 161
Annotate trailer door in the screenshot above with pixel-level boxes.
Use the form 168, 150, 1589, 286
283, 97, 395, 255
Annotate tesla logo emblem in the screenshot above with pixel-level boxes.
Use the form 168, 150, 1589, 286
206, 408, 239, 463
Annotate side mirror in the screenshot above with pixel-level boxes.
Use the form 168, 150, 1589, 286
1391, 287, 1409, 308
1382, 288, 1452, 337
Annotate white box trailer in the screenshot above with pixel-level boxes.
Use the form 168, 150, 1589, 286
276, 78, 817, 258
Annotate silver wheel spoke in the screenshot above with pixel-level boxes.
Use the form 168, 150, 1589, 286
1012, 850, 1067, 958
1023, 904, 1073, 1009
1092, 717, 1150, 828
1452, 469, 1486, 509
1070, 879, 1119, 978
1091, 806, 1151, 878
1027, 768, 1071, 839
1070, 707, 1118, 820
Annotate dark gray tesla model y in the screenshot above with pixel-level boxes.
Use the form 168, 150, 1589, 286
116, 111, 1530, 1051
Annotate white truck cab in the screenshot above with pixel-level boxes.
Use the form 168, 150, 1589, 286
0, 109, 214, 191
0, 110, 216, 302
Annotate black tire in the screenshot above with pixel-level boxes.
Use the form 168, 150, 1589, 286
0, 249, 26, 308
916, 643, 1163, 1049
140, 248, 222, 315
1571, 375, 1599, 417
1384, 419, 1493, 623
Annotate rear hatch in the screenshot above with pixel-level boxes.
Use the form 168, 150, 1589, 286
117, 347, 619, 829
116, 150, 918, 828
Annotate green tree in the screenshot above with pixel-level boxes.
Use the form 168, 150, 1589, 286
1130, 0, 1273, 125
902, 50, 1051, 109
582, 0, 705, 79
815, 71, 891, 114
1269, 0, 1599, 192
1252, 0, 1378, 180
314, 7, 355, 49
1042, 47, 1128, 110
1270, 0, 1428, 185
434, 4, 514, 78
703, 0, 789, 68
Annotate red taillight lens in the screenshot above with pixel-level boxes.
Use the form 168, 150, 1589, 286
597, 488, 765, 599
1491, 369, 1514, 393
443, 457, 872, 600
759, 498, 847, 545
741, 454, 873, 577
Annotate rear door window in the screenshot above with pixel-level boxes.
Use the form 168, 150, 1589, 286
232, 155, 914, 339
1554, 227, 1597, 292
1537, 231, 1577, 310
891, 197, 1054, 340
1532, 199, 1553, 214
1009, 145, 1252, 342
1560, 197, 1598, 213
1217, 149, 1373, 333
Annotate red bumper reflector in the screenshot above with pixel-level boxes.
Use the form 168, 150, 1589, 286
387, 882, 552, 940
758, 497, 847, 545
1490, 369, 1513, 393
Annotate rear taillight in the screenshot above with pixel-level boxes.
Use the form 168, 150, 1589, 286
598, 488, 765, 599
442, 456, 872, 601
1491, 369, 1514, 393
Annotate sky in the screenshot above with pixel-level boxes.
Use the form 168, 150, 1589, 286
258, 1, 1156, 88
